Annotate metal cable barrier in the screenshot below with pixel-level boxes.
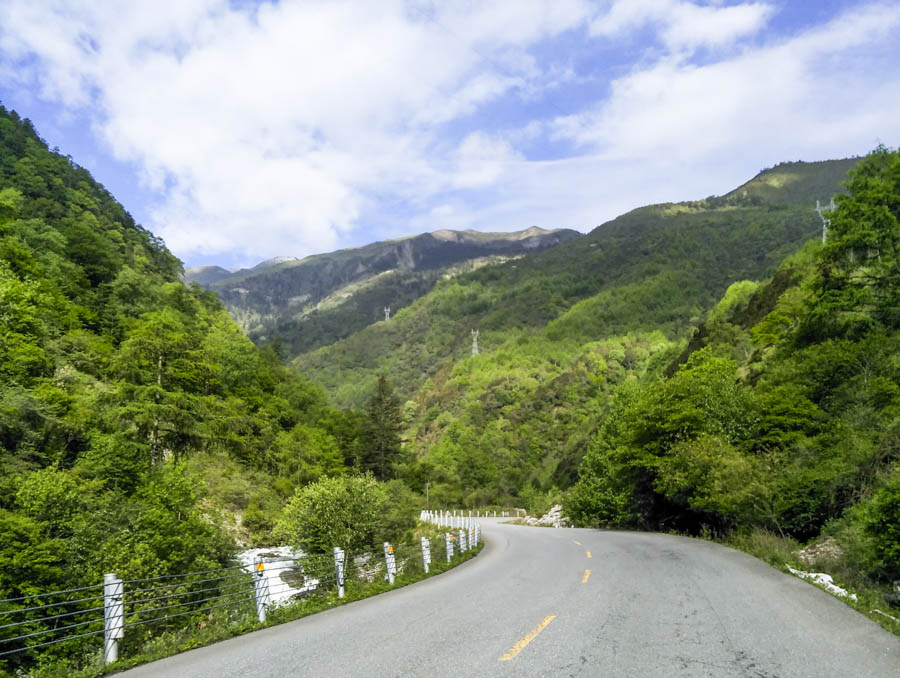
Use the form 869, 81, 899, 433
0, 521, 482, 671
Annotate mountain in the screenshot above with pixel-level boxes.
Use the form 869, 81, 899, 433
182, 256, 301, 286
186, 226, 581, 356
288, 155, 889, 524
294, 158, 858, 410
183, 264, 233, 286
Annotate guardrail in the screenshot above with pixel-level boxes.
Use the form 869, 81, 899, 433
0, 526, 482, 670
422, 508, 521, 522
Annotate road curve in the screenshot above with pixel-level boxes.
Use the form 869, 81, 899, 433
123, 519, 900, 677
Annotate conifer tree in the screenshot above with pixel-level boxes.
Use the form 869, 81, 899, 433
361, 375, 402, 480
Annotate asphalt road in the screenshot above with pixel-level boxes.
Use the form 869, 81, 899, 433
123, 519, 900, 677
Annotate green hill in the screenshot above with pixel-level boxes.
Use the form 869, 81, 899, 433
294, 158, 855, 410
568, 149, 899, 606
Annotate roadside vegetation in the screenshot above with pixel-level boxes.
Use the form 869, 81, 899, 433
566, 147, 900, 629
0, 105, 428, 676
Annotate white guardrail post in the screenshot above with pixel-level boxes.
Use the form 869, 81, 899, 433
334, 547, 346, 598
253, 557, 269, 623
421, 537, 431, 573
384, 542, 397, 585
459, 528, 467, 553
446, 533, 454, 561
103, 573, 123, 664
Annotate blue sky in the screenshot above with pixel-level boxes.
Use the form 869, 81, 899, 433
1, 0, 898, 270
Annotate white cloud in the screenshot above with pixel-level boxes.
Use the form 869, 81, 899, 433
1, 0, 899, 267
421, 2, 900, 234
589, 0, 774, 52
453, 132, 522, 189
0, 0, 593, 262
558, 3, 900, 161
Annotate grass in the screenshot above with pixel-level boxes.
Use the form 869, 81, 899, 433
720, 527, 900, 637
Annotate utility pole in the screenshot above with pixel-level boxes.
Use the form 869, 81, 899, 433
816, 198, 835, 243
471, 329, 479, 356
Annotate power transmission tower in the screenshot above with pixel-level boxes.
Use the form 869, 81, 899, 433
471, 329, 479, 355
816, 198, 835, 243
384, 306, 391, 321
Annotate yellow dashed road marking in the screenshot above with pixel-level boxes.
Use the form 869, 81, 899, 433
582, 569, 591, 584
573, 540, 582, 546
498, 615, 557, 661
586, 551, 592, 559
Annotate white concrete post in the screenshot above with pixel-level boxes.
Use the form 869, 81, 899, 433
103, 573, 123, 665
253, 557, 270, 623
421, 537, 431, 574
459, 528, 467, 553
446, 533, 454, 561
384, 542, 396, 585
334, 547, 345, 598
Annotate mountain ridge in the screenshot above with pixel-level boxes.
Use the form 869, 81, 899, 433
185, 226, 581, 354
293, 156, 858, 410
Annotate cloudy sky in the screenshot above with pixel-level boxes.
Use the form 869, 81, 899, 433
1, 0, 898, 270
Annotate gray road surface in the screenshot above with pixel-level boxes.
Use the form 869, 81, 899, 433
123, 518, 900, 677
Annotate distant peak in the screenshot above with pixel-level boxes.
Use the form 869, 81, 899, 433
252, 255, 300, 270
184, 264, 232, 274
430, 226, 558, 242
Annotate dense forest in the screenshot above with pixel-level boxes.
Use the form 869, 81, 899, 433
567, 148, 899, 583
0, 105, 417, 673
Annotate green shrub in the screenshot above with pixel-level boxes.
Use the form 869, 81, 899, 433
274, 474, 416, 555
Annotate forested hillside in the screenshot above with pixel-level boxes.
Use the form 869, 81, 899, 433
295, 158, 856, 410
0, 104, 379, 672
568, 147, 899, 592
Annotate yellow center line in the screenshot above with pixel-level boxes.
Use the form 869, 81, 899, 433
573, 540, 582, 546
586, 551, 592, 559
582, 569, 591, 583
498, 615, 557, 661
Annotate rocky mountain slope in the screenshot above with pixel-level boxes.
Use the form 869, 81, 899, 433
185, 226, 579, 356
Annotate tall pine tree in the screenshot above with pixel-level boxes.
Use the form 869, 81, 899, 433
361, 375, 401, 480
